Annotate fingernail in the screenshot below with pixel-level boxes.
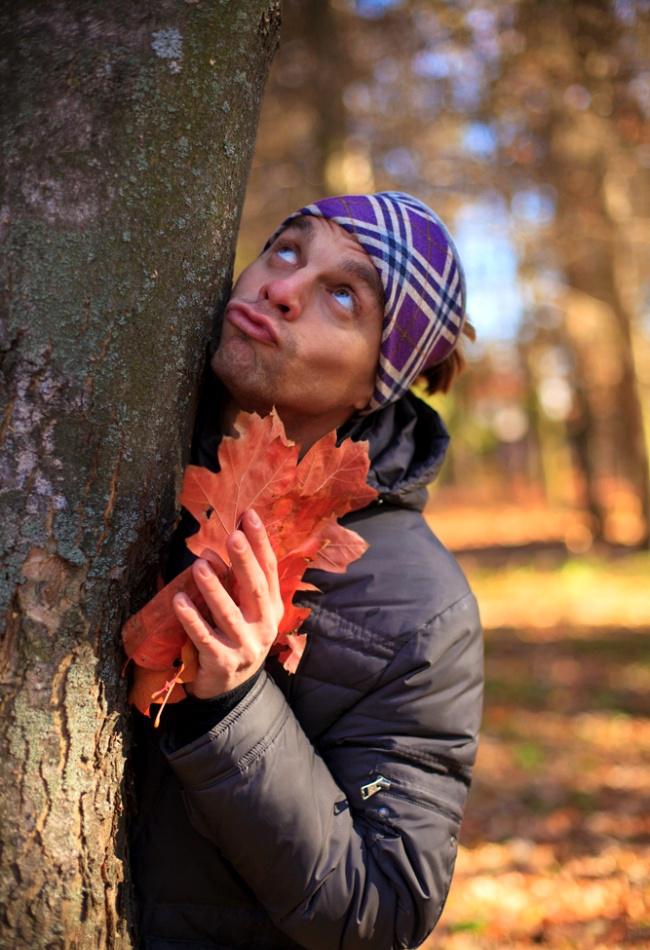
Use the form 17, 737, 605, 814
196, 560, 211, 577
248, 509, 261, 527
231, 531, 246, 551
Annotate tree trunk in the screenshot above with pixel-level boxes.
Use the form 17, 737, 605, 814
303, 0, 348, 194
0, 2, 280, 945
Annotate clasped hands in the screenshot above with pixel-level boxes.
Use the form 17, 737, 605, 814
172, 509, 283, 699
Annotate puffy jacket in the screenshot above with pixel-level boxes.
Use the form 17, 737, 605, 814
131, 391, 483, 950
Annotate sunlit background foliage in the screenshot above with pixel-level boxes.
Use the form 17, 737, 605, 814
237, 2, 650, 944
239, 0, 650, 551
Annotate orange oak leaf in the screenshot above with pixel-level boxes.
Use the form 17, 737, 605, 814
122, 409, 377, 721
296, 428, 379, 514
123, 566, 207, 671
181, 411, 298, 564
273, 632, 307, 675
129, 638, 199, 725
129, 666, 185, 719
308, 520, 370, 573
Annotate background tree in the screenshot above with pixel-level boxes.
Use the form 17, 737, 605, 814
494, 0, 650, 543
0, 1, 279, 945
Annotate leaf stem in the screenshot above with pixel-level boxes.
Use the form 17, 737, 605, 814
151, 663, 185, 728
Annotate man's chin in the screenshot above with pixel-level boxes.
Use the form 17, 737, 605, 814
210, 343, 274, 418
211, 334, 255, 377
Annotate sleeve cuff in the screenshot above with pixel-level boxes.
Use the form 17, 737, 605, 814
163, 673, 290, 787
162, 666, 263, 751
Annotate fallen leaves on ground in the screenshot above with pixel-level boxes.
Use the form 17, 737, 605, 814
425, 561, 650, 949
463, 554, 650, 632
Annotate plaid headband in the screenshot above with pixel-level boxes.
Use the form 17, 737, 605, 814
266, 191, 467, 411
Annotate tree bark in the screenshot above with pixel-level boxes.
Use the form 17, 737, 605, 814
0, 1, 280, 946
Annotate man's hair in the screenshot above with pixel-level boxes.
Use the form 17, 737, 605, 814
419, 320, 475, 395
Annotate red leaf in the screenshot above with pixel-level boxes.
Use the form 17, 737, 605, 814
309, 521, 369, 573
128, 640, 199, 720
123, 567, 200, 670
296, 429, 378, 515
122, 409, 377, 721
272, 632, 307, 674
182, 411, 298, 563
129, 666, 185, 718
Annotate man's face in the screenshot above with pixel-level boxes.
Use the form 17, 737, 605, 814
211, 216, 384, 445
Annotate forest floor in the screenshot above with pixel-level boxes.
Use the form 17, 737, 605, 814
421, 504, 650, 949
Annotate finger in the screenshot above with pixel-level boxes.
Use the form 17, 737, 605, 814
190, 560, 246, 643
227, 528, 271, 624
197, 548, 228, 576
242, 509, 281, 604
172, 592, 232, 656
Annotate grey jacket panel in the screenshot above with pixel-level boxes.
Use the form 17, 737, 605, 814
164, 589, 482, 950
135, 391, 484, 949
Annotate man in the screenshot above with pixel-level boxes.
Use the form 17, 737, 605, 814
132, 192, 483, 950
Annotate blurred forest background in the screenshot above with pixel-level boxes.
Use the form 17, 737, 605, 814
237, 1, 649, 946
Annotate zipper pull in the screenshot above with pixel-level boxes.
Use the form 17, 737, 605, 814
360, 775, 392, 800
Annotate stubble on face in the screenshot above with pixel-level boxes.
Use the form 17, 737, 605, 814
210, 322, 298, 417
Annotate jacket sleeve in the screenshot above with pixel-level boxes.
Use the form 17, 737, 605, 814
163, 592, 483, 950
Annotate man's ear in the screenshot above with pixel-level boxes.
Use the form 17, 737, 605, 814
352, 370, 377, 412
352, 392, 372, 412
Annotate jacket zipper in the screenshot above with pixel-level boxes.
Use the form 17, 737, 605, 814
360, 774, 461, 822
360, 775, 392, 800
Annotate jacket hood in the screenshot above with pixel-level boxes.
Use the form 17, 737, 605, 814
340, 392, 449, 511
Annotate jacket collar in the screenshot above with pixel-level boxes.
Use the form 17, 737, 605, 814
339, 393, 449, 512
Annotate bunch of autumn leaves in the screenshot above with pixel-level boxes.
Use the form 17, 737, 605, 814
122, 410, 377, 724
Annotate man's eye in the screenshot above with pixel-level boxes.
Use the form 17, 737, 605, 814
332, 287, 355, 311
275, 245, 298, 263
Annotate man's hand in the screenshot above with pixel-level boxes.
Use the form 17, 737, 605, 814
172, 509, 283, 699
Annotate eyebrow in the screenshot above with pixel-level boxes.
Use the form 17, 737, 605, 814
276, 217, 314, 242
339, 259, 384, 311
277, 218, 384, 311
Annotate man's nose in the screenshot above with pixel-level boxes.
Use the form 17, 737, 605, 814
261, 272, 308, 320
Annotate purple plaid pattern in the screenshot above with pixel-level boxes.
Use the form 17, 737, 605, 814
266, 191, 467, 410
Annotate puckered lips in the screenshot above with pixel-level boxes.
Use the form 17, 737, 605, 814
225, 301, 279, 346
